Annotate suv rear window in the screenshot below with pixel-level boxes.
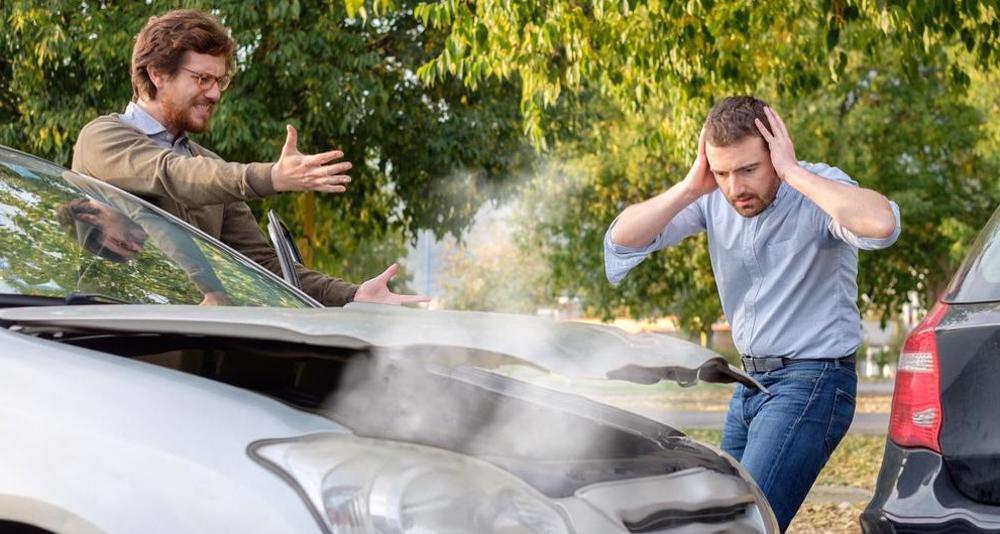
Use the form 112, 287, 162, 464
945, 206, 1000, 303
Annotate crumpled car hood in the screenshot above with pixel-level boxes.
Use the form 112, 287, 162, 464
0, 302, 763, 390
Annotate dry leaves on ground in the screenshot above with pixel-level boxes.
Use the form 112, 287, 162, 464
788, 502, 866, 534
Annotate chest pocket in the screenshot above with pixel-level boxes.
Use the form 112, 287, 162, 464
760, 222, 815, 266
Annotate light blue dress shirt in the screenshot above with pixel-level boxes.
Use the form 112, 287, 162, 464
604, 162, 901, 359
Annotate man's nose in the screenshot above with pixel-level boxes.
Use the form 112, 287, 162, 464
205, 83, 222, 101
728, 177, 744, 197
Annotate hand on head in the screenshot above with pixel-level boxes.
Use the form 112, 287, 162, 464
682, 126, 719, 197
754, 106, 798, 181
271, 125, 353, 194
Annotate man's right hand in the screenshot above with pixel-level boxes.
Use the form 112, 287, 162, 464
607, 126, 716, 249
681, 127, 717, 198
271, 125, 353, 193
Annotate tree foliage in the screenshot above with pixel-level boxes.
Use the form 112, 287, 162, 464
418, 0, 999, 148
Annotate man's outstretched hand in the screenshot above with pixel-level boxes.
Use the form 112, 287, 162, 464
354, 263, 431, 306
271, 124, 353, 193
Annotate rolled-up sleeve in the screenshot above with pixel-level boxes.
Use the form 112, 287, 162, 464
805, 162, 902, 251
603, 201, 706, 285
829, 200, 901, 250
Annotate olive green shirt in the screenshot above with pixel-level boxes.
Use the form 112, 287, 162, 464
71, 106, 358, 306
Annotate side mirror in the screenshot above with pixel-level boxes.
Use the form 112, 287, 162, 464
266, 210, 303, 288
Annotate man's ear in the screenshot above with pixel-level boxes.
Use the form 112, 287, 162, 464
146, 65, 166, 90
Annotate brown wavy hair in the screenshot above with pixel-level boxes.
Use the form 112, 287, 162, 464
131, 9, 236, 100
704, 96, 774, 147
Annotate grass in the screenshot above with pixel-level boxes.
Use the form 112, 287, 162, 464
815, 433, 886, 490
789, 503, 868, 534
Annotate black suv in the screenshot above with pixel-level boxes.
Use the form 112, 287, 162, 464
862, 208, 1000, 532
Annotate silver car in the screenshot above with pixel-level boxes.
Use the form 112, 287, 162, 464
0, 145, 777, 534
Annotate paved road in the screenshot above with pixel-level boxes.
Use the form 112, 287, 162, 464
857, 381, 894, 395
633, 408, 889, 434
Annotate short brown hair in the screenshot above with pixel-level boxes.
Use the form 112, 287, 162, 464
704, 96, 773, 147
131, 9, 236, 100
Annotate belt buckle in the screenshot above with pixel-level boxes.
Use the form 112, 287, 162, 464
763, 357, 784, 372
742, 356, 784, 373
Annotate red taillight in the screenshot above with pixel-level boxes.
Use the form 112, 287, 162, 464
888, 300, 949, 453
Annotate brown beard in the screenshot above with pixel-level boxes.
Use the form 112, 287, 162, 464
730, 176, 781, 217
160, 91, 213, 134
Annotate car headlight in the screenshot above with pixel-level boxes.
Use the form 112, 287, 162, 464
249, 433, 573, 534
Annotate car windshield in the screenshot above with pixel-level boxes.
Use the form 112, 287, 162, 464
0, 147, 315, 308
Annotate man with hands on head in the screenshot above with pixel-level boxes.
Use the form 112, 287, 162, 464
604, 96, 899, 532
73, 8, 426, 307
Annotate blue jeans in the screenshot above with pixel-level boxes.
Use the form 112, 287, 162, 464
721, 359, 857, 532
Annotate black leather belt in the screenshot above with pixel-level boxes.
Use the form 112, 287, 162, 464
740, 353, 856, 373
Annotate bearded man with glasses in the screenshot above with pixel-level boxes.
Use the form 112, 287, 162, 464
72, 9, 426, 307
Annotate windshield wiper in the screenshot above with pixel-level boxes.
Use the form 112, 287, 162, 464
0, 292, 129, 308
64, 292, 130, 305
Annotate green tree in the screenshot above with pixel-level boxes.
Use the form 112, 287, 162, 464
417, 0, 999, 149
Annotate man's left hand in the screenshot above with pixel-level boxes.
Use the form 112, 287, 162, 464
754, 106, 798, 181
354, 263, 431, 305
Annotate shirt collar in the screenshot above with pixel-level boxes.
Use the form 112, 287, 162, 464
122, 101, 189, 146
772, 179, 790, 207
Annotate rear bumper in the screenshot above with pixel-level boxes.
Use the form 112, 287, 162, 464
861, 441, 1000, 533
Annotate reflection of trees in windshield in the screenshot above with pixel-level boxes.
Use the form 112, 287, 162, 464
0, 162, 203, 303
198, 243, 310, 306
0, 164, 88, 296
0, 157, 311, 308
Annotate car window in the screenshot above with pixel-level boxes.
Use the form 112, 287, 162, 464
945, 206, 1000, 303
0, 148, 315, 307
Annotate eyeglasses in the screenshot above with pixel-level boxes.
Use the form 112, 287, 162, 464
179, 66, 232, 92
